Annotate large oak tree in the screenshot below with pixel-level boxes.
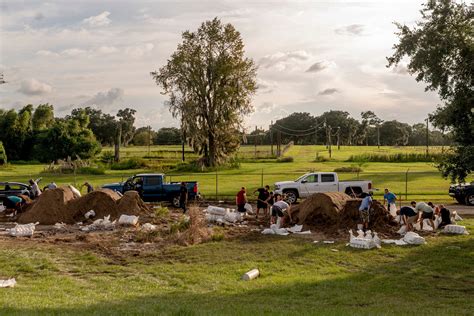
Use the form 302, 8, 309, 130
151, 18, 257, 167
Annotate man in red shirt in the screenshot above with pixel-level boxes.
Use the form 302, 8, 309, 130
236, 187, 247, 213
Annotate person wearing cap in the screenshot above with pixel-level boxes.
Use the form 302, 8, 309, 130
179, 182, 188, 214
83, 182, 94, 193
415, 202, 435, 231
270, 193, 291, 226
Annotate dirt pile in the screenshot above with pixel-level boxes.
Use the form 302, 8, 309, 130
18, 187, 77, 224
18, 187, 151, 225
290, 192, 397, 234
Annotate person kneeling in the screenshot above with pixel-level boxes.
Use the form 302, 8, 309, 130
270, 194, 291, 227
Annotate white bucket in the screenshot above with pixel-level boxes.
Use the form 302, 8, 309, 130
242, 269, 260, 281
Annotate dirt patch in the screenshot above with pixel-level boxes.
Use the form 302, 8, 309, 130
18, 187, 152, 225
175, 207, 210, 246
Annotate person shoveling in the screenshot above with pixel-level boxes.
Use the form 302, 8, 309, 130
270, 193, 291, 227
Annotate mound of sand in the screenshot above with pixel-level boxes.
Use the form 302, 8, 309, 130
18, 187, 151, 225
18, 187, 77, 224
290, 192, 397, 234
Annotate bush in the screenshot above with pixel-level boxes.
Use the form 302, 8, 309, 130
277, 156, 294, 163
77, 166, 106, 175
10, 160, 42, 165
111, 158, 148, 170
347, 153, 443, 163
0, 141, 6, 165
314, 155, 330, 162
334, 166, 363, 173
100, 151, 115, 164
154, 205, 170, 218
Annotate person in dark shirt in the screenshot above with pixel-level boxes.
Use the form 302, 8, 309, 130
179, 182, 188, 214
398, 205, 418, 231
438, 204, 451, 229
254, 186, 270, 218
83, 182, 94, 193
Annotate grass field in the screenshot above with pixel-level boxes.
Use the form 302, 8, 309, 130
1, 219, 473, 314
1, 145, 471, 203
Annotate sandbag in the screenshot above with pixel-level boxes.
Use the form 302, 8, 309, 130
403, 232, 425, 245
68, 185, 82, 198
389, 204, 397, 217
8, 223, 38, 237
224, 212, 242, 223
443, 225, 468, 235
244, 203, 253, 213
207, 206, 227, 216
118, 215, 139, 226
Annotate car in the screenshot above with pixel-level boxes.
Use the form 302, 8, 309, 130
0, 181, 35, 206
102, 173, 199, 207
449, 182, 474, 206
274, 172, 373, 204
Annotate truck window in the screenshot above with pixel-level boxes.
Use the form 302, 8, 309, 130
305, 174, 319, 183
145, 177, 162, 186
321, 174, 335, 183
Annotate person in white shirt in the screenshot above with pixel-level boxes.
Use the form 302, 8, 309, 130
29, 179, 42, 198
270, 193, 291, 226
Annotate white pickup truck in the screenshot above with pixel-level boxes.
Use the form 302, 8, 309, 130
274, 172, 372, 204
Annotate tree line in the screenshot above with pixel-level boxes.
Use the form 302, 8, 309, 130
246, 111, 451, 147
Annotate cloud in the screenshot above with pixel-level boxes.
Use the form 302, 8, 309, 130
335, 24, 365, 35
305, 60, 335, 73
256, 78, 277, 94
36, 50, 59, 57
82, 88, 124, 106
82, 11, 111, 27
96, 45, 118, 54
258, 102, 277, 114
391, 63, 409, 75
125, 43, 154, 58
18, 78, 52, 95
259, 50, 311, 71
318, 88, 339, 95
61, 48, 87, 57
34, 12, 44, 21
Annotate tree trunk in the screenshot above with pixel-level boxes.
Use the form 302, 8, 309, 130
114, 124, 121, 162
208, 132, 216, 167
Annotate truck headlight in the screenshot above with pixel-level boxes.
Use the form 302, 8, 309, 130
274, 185, 280, 190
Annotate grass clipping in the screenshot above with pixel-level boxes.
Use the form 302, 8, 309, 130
174, 207, 210, 246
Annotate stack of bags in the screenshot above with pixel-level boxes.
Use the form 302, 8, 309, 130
348, 230, 381, 249
205, 206, 244, 225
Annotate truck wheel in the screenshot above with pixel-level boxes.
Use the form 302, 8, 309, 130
284, 190, 298, 204
455, 197, 465, 205
466, 194, 474, 206
172, 196, 180, 208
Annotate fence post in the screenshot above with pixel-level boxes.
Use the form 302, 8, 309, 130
261, 169, 264, 187
405, 169, 409, 202
215, 169, 218, 200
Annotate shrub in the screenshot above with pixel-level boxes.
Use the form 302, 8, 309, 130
334, 166, 363, 173
111, 158, 148, 170
0, 141, 6, 165
100, 151, 115, 164
170, 215, 191, 234
314, 155, 330, 162
77, 166, 106, 175
10, 160, 42, 165
346, 153, 443, 163
277, 156, 294, 163
211, 226, 225, 241
154, 205, 170, 218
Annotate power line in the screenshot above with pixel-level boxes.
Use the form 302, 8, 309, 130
272, 123, 318, 133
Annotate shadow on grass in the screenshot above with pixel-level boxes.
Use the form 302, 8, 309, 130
4, 236, 474, 315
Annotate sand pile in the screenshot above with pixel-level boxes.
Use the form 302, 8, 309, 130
290, 192, 397, 234
18, 187, 151, 225
18, 187, 77, 224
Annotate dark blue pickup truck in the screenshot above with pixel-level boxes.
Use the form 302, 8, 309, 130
102, 173, 199, 207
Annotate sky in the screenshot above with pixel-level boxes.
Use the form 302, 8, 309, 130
0, 0, 442, 130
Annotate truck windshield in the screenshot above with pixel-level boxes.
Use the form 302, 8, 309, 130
295, 174, 310, 182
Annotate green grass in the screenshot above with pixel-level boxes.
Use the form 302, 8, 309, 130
0, 145, 471, 202
0, 219, 473, 314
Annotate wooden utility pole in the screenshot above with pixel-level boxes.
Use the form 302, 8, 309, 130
336, 127, 341, 150
377, 125, 381, 149
114, 123, 121, 162
270, 121, 273, 156
425, 117, 429, 155
254, 125, 257, 158
147, 125, 151, 156
182, 129, 186, 162
327, 125, 332, 158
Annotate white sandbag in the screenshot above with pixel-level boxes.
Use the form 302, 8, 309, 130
0, 205, 5, 213
452, 211, 463, 222
443, 225, 468, 235
397, 225, 407, 235
287, 224, 303, 233
294, 230, 311, 235
224, 211, 242, 223
118, 215, 139, 226
7, 222, 38, 237
261, 228, 274, 235
207, 205, 227, 216
434, 215, 441, 229
348, 230, 377, 249
141, 223, 157, 232
84, 210, 96, 219
244, 203, 253, 213
205, 214, 224, 223
68, 185, 81, 198
81, 215, 115, 231
403, 232, 425, 245
242, 269, 259, 281
373, 232, 381, 248
389, 204, 397, 217
0, 278, 16, 288
54, 222, 67, 230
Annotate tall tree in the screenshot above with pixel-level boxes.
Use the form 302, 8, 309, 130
387, 0, 473, 181
32, 104, 54, 131
151, 18, 257, 167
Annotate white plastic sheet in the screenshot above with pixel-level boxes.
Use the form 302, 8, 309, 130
141, 223, 157, 232
118, 215, 139, 226
81, 215, 115, 231
84, 210, 96, 219
7, 222, 38, 237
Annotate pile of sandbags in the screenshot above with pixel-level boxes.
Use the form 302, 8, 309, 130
443, 225, 469, 235
348, 229, 381, 249
205, 205, 244, 225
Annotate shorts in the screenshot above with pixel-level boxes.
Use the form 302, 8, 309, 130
237, 204, 246, 213
359, 209, 370, 223
257, 201, 267, 209
271, 205, 284, 217
422, 212, 434, 220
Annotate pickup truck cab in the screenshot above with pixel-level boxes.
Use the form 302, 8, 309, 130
102, 173, 199, 207
274, 172, 372, 204
449, 182, 474, 205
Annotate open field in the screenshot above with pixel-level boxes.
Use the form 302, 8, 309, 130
2, 145, 471, 203
1, 216, 473, 315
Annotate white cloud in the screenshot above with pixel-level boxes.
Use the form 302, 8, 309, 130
306, 60, 336, 73
259, 50, 311, 71
82, 88, 124, 106
82, 11, 111, 27
96, 45, 119, 55
125, 43, 154, 58
61, 48, 88, 57
36, 50, 59, 57
18, 78, 53, 95
258, 102, 277, 114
